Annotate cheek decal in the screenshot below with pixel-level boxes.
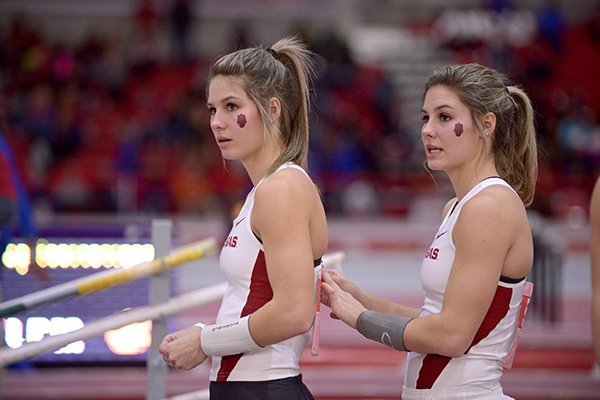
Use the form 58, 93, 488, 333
237, 114, 247, 128
454, 122, 464, 137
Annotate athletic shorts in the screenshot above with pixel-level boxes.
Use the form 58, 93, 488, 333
209, 374, 314, 400
401, 384, 513, 400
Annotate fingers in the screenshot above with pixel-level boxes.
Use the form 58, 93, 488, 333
159, 343, 172, 366
158, 335, 173, 355
321, 269, 341, 290
164, 358, 176, 368
161, 350, 174, 367
324, 268, 342, 283
327, 269, 340, 278
158, 329, 207, 370
159, 335, 178, 368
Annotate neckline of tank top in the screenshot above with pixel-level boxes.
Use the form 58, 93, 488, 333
449, 175, 503, 216
254, 162, 300, 188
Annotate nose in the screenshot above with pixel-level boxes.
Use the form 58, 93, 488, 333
210, 111, 224, 131
421, 120, 435, 140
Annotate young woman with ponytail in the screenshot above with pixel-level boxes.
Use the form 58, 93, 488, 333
322, 63, 538, 399
159, 36, 326, 400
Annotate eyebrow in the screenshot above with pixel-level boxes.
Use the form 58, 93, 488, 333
206, 95, 242, 107
421, 104, 454, 113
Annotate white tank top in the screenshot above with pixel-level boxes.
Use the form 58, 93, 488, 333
209, 162, 316, 382
404, 177, 527, 392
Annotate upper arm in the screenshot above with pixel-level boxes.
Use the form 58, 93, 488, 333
251, 172, 316, 312
441, 189, 517, 348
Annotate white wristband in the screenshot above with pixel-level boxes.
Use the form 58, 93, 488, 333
200, 315, 262, 356
194, 322, 206, 329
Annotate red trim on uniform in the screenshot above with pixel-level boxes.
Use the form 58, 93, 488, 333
415, 354, 452, 389
216, 251, 273, 381
468, 286, 512, 350
416, 285, 512, 389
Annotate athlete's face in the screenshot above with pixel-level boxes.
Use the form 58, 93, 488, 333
421, 85, 482, 172
207, 75, 265, 162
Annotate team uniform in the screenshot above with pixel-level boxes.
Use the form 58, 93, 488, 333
209, 162, 318, 399
403, 177, 527, 400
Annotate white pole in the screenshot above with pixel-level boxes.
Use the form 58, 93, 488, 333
0, 283, 227, 367
147, 219, 172, 400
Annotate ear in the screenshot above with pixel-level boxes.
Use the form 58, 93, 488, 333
269, 97, 281, 121
481, 111, 496, 136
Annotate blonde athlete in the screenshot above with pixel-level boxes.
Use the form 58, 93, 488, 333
322, 63, 537, 399
159, 36, 327, 400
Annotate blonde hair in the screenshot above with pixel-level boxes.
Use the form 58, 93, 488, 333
207, 35, 316, 175
424, 63, 538, 206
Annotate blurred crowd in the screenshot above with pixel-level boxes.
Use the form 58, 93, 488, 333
0, 0, 599, 220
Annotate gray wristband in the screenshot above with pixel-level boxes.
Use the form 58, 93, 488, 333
356, 310, 413, 352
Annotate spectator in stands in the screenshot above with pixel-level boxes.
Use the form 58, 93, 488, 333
159, 36, 326, 400
590, 176, 600, 374
321, 63, 538, 399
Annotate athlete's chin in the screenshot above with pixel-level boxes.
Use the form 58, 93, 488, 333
425, 160, 445, 171
219, 150, 240, 161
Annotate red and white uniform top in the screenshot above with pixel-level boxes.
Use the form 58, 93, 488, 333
209, 162, 314, 382
404, 177, 527, 393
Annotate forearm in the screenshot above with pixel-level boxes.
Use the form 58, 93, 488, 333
354, 310, 463, 356
198, 301, 310, 357
356, 290, 420, 318
249, 298, 314, 346
356, 311, 413, 351
402, 312, 470, 358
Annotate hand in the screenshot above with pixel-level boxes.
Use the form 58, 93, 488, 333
159, 326, 208, 370
320, 269, 360, 308
321, 269, 367, 329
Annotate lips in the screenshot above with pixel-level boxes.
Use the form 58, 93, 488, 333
215, 136, 232, 149
426, 144, 442, 154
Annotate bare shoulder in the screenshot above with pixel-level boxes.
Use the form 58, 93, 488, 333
254, 167, 317, 205
459, 184, 527, 231
252, 167, 320, 229
466, 184, 523, 212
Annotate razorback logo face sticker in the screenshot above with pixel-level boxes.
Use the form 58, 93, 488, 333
454, 122, 463, 137
237, 114, 247, 128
